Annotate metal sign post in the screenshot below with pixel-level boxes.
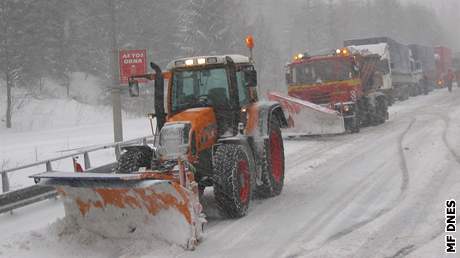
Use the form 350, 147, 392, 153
109, 0, 123, 159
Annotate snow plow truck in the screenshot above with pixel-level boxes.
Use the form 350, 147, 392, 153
31, 49, 288, 249
269, 47, 388, 135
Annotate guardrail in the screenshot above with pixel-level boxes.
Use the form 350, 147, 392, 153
0, 135, 156, 214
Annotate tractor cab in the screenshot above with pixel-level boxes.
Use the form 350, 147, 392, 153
166, 55, 257, 137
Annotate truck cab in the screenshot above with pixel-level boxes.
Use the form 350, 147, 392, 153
285, 48, 388, 132
286, 49, 362, 106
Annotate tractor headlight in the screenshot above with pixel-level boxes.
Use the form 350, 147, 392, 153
158, 122, 191, 160
343, 105, 351, 112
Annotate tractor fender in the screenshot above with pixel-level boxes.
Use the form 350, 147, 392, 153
244, 102, 286, 186
245, 101, 287, 139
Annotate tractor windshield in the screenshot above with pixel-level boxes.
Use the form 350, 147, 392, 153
291, 58, 355, 85
171, 68, 230, 113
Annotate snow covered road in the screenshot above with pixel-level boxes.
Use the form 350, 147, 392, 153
1, 89, 459, 258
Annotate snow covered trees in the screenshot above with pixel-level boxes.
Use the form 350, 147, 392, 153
176, 0, 247, 57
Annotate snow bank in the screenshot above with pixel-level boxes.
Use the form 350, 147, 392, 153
2, 98, 116, 132
0, 73, 114, 132
0, 77, 151, 189
0, 215, 183, 258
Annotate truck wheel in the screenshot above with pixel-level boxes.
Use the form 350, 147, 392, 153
213, 144, 252, 218
116, 148, 152, 174
351, 117, 360, 133
375, 97, 388, 124
256, 119, 285, 198
345, 116, 360, 133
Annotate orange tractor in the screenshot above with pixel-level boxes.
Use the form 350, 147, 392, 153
32, 42, 287, 249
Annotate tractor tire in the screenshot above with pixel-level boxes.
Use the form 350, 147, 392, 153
256, 118, 285, 198
116, 148, 152, 174
213, 144, 252, 218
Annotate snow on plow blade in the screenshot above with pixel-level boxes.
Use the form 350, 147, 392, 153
31, 171, 205, 249
268, 92, 346, 136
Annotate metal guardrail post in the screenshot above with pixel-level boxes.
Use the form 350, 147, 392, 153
83, 152, 91, 170
115, 144, 120, 161
1, 172, 10, 193
142, 137, 147, 146
46, 161, 52, 172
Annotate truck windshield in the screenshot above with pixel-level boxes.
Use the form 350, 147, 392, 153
292, 59, 354, 84
171, 68, 230, 113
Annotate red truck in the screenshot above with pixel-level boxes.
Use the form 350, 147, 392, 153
434, 46, 453, 87
283, 48, 389, 132
453, 52, 460, 85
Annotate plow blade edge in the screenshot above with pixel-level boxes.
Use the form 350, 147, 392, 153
268, 92, 346, 136
32, 172, 205, 249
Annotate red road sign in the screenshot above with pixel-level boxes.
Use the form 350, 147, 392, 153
119, 49, 147, 84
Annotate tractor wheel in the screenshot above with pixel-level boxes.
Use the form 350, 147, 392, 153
116, 148, 152, 174
213, 144, 252, 218
256, 118, 285, 198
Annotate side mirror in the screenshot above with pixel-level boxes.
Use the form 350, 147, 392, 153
128, 79, 140, 97
147, 112, 156, 119
244, 70, 257, 87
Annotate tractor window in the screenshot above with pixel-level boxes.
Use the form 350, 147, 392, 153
236, 71, 250, 106
172, 68, 230, 113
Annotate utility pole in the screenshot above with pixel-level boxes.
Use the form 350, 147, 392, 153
366, 0, 373, 33
328, 0, 337, 49
305, 0, 312, 48
2, 0, 12, 128
108, 0, 123, 155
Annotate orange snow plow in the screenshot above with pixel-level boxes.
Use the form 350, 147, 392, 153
268, 92, 345, 136
31, 160, 205, 249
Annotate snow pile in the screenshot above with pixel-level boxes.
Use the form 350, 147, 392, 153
0, 215, 183, 258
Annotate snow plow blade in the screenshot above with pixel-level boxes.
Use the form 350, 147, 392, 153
31, 171, 205, 249
268, 92, 346, 136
